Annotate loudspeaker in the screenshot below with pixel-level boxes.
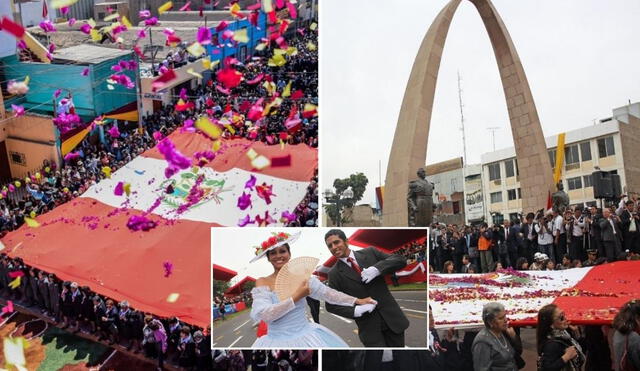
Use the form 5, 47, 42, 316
611, 174, 622, 198
592, 171, 613, 199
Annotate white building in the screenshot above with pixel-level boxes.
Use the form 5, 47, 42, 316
480, 102, 640, 225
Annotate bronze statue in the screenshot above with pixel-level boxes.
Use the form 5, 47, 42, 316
407, 168, 433, 226
552, 181, 570, 214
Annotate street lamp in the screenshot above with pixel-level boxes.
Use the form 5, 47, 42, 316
324, 187, 354, 226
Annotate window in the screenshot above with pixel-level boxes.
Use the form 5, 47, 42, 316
488, 163, 501, 181
507, 189, 517, 200
490, 191, 503, 203
515, 159, 519, 176
580, 142, 592, 161
567, 177, 582, 190
505, 160, 515, 178
583, 175, 593, 188
451, 178, 458, 192
517, 188, 522, 199
453, 201, 460, 214
565, 145, 579, 165
9, 152, 25, 166
492, 213, 504, 225
548, 149, 556, 167
597, 136, 615, 158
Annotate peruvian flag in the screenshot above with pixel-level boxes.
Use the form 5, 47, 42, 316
429, 261, 640, 328
1, 131, 317, 328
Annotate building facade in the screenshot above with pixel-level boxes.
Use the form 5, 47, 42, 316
480, 102, 640, 225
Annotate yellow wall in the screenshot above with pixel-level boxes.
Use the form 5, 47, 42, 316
4, 114, 59, 178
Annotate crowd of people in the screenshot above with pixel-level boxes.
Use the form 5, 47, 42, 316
429, 198, 640, 274
0, 253, 211, 370
393, 241, 427, 262
212, 349, 317, 371
428, 299, 640, 371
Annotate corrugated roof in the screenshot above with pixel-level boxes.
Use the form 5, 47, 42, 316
53, 44, 132, 65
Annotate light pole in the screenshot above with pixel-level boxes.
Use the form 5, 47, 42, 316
323, 187, 354, 227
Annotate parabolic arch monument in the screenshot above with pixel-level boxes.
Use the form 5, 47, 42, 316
383, 0, 554, 226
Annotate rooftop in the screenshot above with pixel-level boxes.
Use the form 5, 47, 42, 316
53, 44, 132, 64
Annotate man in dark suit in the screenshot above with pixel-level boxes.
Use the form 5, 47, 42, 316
324, 229, 410, 347
599, 208, 623, 261
619, 200, 640, 254
506, 219, 521, 269
520, 213, 537, 263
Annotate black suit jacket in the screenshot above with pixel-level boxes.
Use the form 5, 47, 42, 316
599, 217, 623, 243
506, 226, 519, 249
325, 247, 410, 339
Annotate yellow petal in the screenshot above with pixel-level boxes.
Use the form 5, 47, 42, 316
90, 29, 102, 41
310, 22, 317, 31
282, 81, 292, 97
212, 140, 221, 152
195, 117, 221, 139
104, 13, 120, 22
255, 43, 267, 51
306, 42, 316, 51
187, 42, 205, 57
202, 58, 211, 69
52, 0, 78, 9
233, 29, 249, 43
166, 292, 180, 303
186, 68, 203, 79
123, 183, 131, 196
246, 148, 258, 160
158, 1, 173, 14
88, 18, 96, 28
9, 276, 21, 289
24, 217, 40, 228
121, 16, 133, 28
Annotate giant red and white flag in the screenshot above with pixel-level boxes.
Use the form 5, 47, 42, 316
1, 132, 317, 327
429, 261, 640, 328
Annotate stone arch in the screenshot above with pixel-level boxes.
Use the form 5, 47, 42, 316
383, 0, 553, 226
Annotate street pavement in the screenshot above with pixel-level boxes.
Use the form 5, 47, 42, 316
212, 290, 427, 348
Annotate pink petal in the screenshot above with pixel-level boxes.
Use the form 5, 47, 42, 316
81, 68, 89, 76
114, 181, 124, 196
196, 27, 212, 45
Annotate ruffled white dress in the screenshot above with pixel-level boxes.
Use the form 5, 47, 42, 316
250, 276, 355, 347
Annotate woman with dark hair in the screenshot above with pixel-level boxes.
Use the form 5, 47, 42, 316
612, 300, 640, 371
536, 304, 585, 371
443, 260, 455, 274
515, 257, 529, 271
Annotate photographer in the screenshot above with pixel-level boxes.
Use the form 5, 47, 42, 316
552, 210, 567, 265
585, 206, 603, 257
535, 212, 554, 263
565, 206, 586, 261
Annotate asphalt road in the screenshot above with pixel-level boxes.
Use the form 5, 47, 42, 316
213, 290, 427, 348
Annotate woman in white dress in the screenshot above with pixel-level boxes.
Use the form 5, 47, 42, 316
250, 232, 377, 347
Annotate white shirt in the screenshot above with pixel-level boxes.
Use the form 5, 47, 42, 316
382, 349, 393, 362
553, 215, 565, 236
535, 222, 553, 245
568, 216, 585, 237
339, 251, 359, 269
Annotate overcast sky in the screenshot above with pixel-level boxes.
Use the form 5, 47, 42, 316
212, 227, 364, 285
320, 0, 640, 206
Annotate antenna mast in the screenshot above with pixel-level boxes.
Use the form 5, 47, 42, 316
457, 71, 468, 165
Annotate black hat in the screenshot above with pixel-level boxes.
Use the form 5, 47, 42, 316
587, 249, 598, 255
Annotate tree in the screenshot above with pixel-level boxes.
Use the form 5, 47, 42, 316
324, 172, 368, 225
212, 279, 231, 299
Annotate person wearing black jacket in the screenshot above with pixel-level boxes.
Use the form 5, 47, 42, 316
537, 304, 585, 371
177, 326, 196, 368
193, 331, 212, 370
93, 296, 108, 341
36, 270, 51, 315
47, 274, 61, 321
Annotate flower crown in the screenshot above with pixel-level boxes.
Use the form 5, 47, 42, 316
254, 232, 291, 256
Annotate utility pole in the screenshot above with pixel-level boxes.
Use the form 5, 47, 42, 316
457, 71, 468, 166
487, 126, 500, 152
